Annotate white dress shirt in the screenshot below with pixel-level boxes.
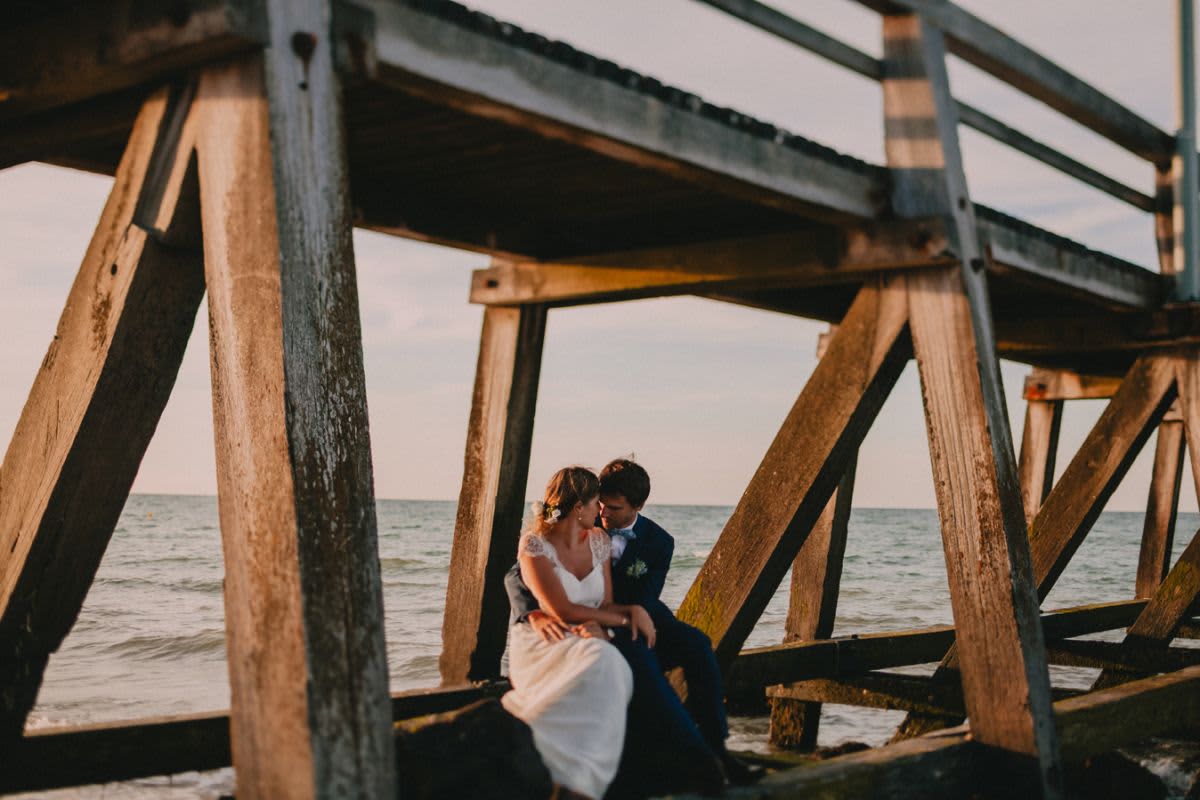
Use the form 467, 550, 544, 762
608, 513, 639, 562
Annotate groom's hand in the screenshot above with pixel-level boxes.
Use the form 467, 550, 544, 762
528, 610, 570, 643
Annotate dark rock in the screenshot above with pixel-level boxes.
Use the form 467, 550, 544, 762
395, 698, 553, 800
1065, 752, 1167, 800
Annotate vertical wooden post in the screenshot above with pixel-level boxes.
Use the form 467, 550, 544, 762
439, 302, 547, 684
1018, 399, 1063, 524
1156, 163, 1177, 277
769, 456, 856, 750
1137, 406, 1185, 598
0, 88, 203, 743
194, 27, 393, 798
883, 13, 1061, 795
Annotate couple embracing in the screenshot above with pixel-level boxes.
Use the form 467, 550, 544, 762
501, 459, 761, 799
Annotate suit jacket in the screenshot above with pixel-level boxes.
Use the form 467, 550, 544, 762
504, 514, 676, 627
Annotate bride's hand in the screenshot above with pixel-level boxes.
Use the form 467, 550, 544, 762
528, 610, 570, 643
629, 606, 655, 648
572, 621, 608, 640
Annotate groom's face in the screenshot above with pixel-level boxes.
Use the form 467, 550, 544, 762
599, 493, 639, 531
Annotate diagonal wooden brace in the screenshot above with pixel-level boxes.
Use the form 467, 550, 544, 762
676, 276, 910, 671
0, 86, 203, 743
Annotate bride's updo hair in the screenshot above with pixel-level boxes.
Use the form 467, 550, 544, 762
529, 466, 600, 537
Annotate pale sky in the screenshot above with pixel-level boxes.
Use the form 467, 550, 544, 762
0, 1, 1193, 511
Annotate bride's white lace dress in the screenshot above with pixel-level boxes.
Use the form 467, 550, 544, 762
503, 530, 634, 798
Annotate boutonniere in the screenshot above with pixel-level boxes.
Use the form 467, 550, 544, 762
625, 559, 648, 579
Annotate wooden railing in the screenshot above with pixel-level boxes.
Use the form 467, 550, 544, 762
697, 0, 1170, 214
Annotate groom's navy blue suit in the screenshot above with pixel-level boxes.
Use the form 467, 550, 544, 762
504, 514, 729, 795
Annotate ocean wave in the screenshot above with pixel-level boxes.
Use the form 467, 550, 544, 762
379, 556, 428, 570
101, 629, 226, 661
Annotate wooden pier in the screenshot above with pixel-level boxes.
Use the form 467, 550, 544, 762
3, 0, 1200, 797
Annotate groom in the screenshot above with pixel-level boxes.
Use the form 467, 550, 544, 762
505, 458, 760, 795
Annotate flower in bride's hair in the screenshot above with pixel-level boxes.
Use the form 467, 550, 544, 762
531, 500, 545, 517
547, 506, 561, 522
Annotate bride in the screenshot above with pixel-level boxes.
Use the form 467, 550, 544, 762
502, 466, 656, 799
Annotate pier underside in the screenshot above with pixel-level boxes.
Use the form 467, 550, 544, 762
2, 1, 1200, 798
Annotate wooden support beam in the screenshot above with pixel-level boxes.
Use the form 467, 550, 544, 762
895, 353, 1177, 741
883, 14, 1060, 789
0, 1, 266, 125
469, 220, 955, 307
769, 456, 857, 750
1023, 368, 1123, 401
727, 599, 1150, 708
1018, 399, 1062, 525
0, 682, 511, 795
676, 277, 910, 670
439, 304, 546, 683
0, 87, 204, 742
1136, 419, 1186, 598
193, 25, 393, 796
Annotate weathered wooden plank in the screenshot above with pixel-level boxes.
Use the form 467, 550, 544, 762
1018, 399, 1062, 524
978, 216, 1164, 312
883, 14, 1060, 787
469, 220, 955, 306
439, 304, 546, 684
735, 665, 1200, 799
1047, 639, 1200, 673
193, 34, 392, 798
361, 0, 883, 221
0, 87, 204, 742
0, 682, 511, 795
1136, 420, 1186, 598
956, 102, 1154, 211
1059, 665, 1200, 762
0, 0, 265, 126
770, 457, 857, 749
769, 672, 1082, 717
1023, 368, 1123, 402
1157, 163, 1177, 275
858, 0, 1174, 162
728, 599, 1149, 707
676, 278, 910, 669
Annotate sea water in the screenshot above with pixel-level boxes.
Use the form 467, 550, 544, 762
17, 496, 1200, 798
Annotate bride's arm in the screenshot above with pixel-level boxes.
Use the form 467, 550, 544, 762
519, 553, 629, 628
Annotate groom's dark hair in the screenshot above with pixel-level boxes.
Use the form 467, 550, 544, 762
599, 458, 650, 508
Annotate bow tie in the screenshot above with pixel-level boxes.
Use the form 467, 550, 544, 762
609, 527, 636, 540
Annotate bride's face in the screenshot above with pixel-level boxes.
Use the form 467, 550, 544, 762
577, 495, 600, 529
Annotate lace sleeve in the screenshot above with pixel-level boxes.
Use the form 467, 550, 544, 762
519, 532, 553, 561
588, 530, 612, 566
